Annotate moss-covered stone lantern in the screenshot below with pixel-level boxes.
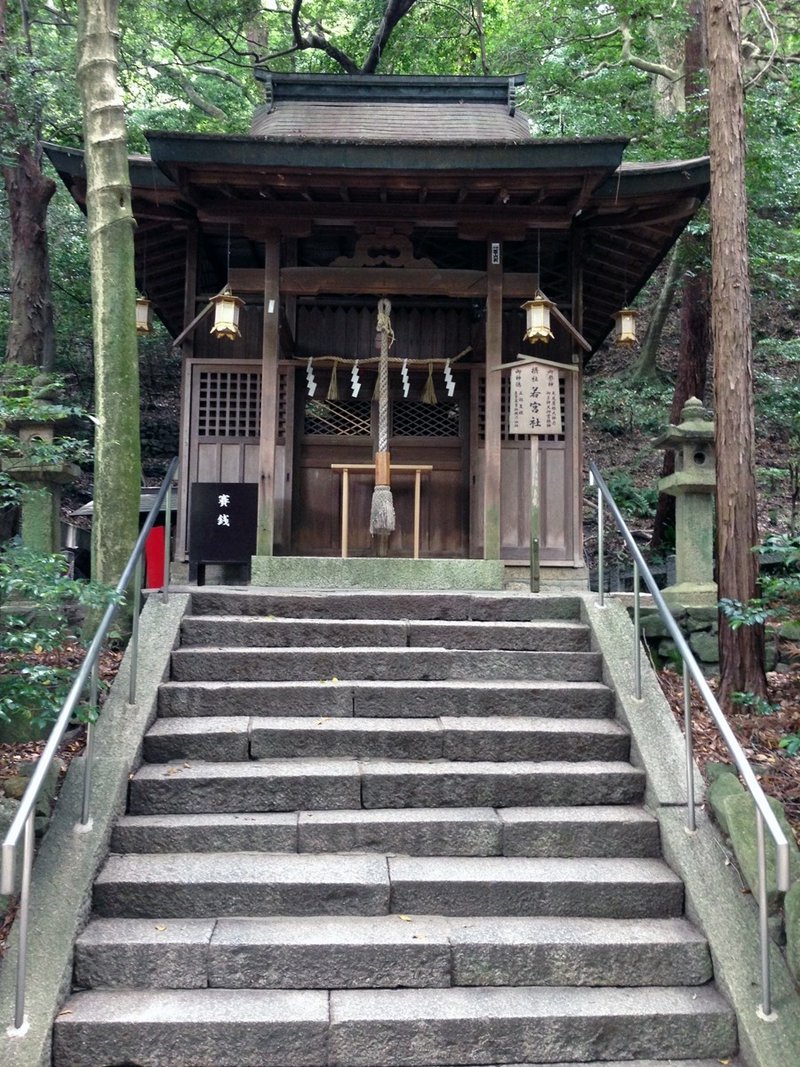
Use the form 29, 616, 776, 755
653, 396, 717, 608
1, 378, 81, 554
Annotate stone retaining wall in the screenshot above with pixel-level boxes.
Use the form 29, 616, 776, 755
707, 763, 800, 986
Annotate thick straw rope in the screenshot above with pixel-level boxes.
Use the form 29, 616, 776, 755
370, 298, 396, 537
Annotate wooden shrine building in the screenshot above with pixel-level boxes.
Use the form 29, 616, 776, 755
48, 73, 709, 585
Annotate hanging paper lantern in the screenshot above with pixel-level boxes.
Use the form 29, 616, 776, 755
521, 291, 554, 344
613, 307, 638, 347
135, 296, 153, 334
210, 286, 245, 341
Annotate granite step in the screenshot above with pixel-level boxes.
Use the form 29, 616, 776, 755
188, 590, 584, 622
53, 985, 736, 1066
92, 853, 681, 920
52, 987, 328, 1067
142, 714, 629, 763
179, 616, 591, 652
169, 646, 604, 683
326, 985, 737, 1066
157, 678, 615, 720
111, 805, 660, 858
128, 759, 645, 815
73, 914, 711, 990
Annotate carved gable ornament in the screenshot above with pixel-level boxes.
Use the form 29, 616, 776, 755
332, 228, 435, 269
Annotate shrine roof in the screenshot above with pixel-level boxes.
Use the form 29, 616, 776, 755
250, 73, 532, 143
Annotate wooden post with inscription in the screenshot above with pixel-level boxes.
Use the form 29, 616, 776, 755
509, 361, 564, 592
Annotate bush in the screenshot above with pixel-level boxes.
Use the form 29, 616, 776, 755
0, 545, 120, 736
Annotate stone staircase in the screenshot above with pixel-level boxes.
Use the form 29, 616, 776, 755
54, 590, 738, 1067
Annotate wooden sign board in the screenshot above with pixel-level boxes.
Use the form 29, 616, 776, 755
509, 361, 562, 436
189, 482, 258, 565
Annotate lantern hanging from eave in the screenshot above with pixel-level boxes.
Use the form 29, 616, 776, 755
210, 286, 245, 341
135, 295, 153, 334
613, 306, 639, 347
521, 291, 554, 344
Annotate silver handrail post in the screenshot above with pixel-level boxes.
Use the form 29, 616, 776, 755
756, 810, 776, 1020
12, 812, 35, 1033
597, 482, 605, 607
80, 661, 99, 828
129, 556, 143, 706
633, 559, 642, 699
683, 659, 697, 833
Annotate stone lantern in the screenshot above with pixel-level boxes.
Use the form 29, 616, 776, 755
653, 396, 717, 608
1, 402, 81, 556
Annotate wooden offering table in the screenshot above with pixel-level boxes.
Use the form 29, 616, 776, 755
331, 463, 433, 559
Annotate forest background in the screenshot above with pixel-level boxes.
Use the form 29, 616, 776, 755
0, 1, 799, 779
1, 0, 799, 528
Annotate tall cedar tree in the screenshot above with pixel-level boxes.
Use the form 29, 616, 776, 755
76, 0, 141, 587
706, 0, 767, 701
651, 0, 710, 552
0, 0, 56, 368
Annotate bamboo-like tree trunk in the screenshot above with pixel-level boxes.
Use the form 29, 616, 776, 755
706, 0, 766, 702
76, 0, 141, 588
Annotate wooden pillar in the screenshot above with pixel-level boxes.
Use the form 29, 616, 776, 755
257, 230, 280, 555
570, 227, 585, 565
483, 239, 503, 559
175, 223, 198, 561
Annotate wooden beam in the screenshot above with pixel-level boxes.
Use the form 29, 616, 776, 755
196, 200, 572, 228
175, 223, 198, 562
230, 266, 538, 299
483, 239, 503, 560
257, 231, 281, 555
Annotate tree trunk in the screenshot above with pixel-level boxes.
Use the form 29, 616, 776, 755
706, 0, 766, 702
651, 250, 710, 551
651, 0, 710, 553
629, 242, 683, 381
0, 0, 57, 370
3, 149, 57, 369
77, 0, 141, 588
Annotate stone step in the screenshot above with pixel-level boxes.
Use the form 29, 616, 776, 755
169, 647, 603, 684
326, 985, 737, 1066
112, 805, 660, 858
180, 616, 591, 652
128, 759, 645, 815
92, 853, 681, 920
189, 590, 584, 622
158, 678, 615, 720
53, 988, 329, 1067
53, 985, 736, 1067
143, 715, 629, 764
73, 914, 711, 990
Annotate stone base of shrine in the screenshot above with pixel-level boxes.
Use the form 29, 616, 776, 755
250, 556, 505, 590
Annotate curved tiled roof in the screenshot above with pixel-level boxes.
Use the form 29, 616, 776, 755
250, 101, 533, 143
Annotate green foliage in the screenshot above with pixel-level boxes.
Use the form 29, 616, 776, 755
583, 376, 672, 437
0, 545, 121, 732
730, 690, 780, 716
603, 471, 658, 519
719, 535, 800, 649
779, 733, 800, 757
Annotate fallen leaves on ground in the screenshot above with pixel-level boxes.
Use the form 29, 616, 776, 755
659, 665, 800, 839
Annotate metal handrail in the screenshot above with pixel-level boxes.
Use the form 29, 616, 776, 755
589, 461, 790, 1020
1, 456, 178, 1035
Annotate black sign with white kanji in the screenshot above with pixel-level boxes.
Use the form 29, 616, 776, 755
189, 482, 258, 564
